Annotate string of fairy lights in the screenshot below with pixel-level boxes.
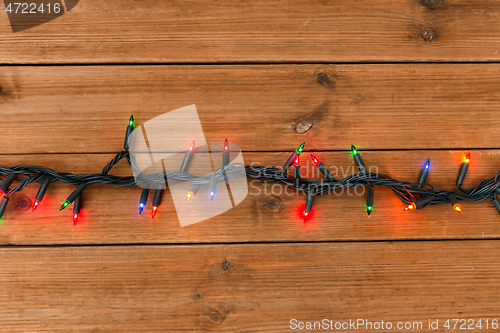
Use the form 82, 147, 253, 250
0, 115, 499, 225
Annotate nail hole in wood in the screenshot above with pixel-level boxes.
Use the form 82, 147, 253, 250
422, 30, 434, 41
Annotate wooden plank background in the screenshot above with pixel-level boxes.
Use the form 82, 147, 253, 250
2, 64, 500, 154
1, 241, 500, 332
2, 0, 500, 63
2, 0, 500, 331
1, 150, 500, 245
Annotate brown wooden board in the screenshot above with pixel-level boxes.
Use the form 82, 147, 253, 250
0, 150, 498, 245
1, 64, 500, 154
2, 0, 500, 63
0, 241, 499, 332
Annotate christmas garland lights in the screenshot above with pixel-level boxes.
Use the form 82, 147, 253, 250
0, 116, 500, 224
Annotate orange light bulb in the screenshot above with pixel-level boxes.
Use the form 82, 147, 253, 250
453, 204, 462, 213
404, 203, 416, 211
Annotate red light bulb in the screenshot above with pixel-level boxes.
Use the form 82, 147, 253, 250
152, 206, 158, 218
303, 210, 309, 222
189, 140, 195, 151
224, 138, 229, 151
73, 213, 78, 224
464, 153, 470, 164
294, 156, 300, 166
32, 200, 40, 212
310, 154, 320, 166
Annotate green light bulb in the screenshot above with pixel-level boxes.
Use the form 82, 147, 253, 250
128, 115, 134, 127
366, 206, 372, 213
295, 142, 305, 154
351, 144, 358, 156
60, 200, 71, 211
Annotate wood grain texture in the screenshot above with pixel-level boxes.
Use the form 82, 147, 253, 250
1, 150, 500, 245
2, 64, 500, 154
1, 0, 500, 63
0, 241, 499, 332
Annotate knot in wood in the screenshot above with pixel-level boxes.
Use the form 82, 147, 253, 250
291, 119, 314, 134
15, 195, 32, 211
265, 195, 283, 211
316, 72, 330, 84
420, 0, 444, 8
209, 312, 223, 323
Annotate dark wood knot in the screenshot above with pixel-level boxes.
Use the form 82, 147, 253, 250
15, 195, 32, 211
420, 0, 444, 8
315, 72, 335, 91
209, 312, 223, 323
222, 260, 231, 270
194, 294, 202, 299
316, 72, 330, 84
265, 195, 283, 211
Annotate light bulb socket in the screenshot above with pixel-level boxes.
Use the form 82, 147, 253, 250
0, 196, 9, 219
294, 165, 301, 187
179, 150, 194, 173
0, 173, 16, 194
305, 192, 315, 213
492, 196, 500, 215
209, 173, 217, 200
353, 154, 366, 174
139, 187, 150, 207
417, 161, 430, 188
73, 194, 82, 215
456, 162, 469, 187
414, 195, 436, 209
283, 151, 299, 172
223, 140, 230, 167
152, 184, 163, 208
35, 178, 51, 202
66, 183, 87, 204
190, 184, 201, 196
448, 194, 459, 207
316, 162, 335, 182
123, 115, 134, 150
366, 185, 374, 210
